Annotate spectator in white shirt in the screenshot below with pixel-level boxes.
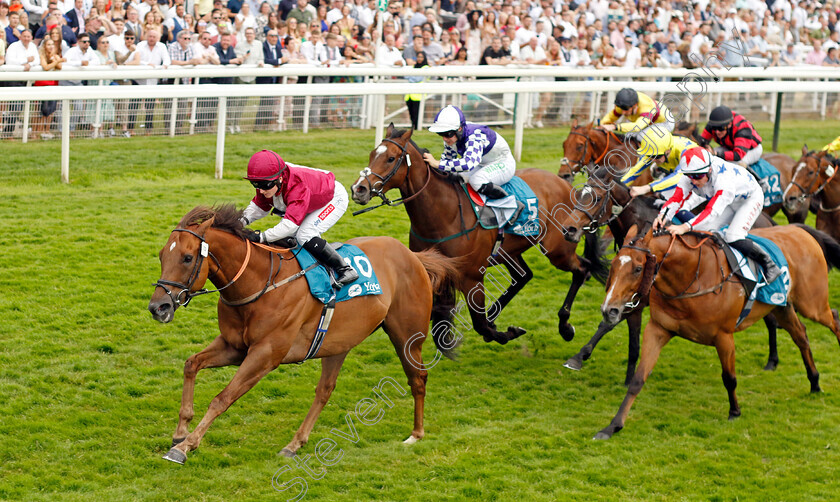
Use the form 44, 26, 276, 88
376, 32, 405, 67
300, 28, 323, 65
134, 28, 171, 133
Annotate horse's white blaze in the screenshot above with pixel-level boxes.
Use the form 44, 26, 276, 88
169, 241, 177, 252
603, 258, 630, 310
375, 145, 387, 157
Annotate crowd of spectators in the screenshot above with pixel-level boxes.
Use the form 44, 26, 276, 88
1, 0, 839, 137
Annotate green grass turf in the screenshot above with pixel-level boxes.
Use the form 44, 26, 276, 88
1, 120, 840, 501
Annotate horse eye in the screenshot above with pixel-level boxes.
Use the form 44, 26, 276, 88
633, 265, 642, 274
577, 144, 584, 151
388, 156, 396, 163
184, 255, 193, 264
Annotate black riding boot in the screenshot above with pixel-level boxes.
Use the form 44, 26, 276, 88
303, 237, 360, 287
477, 182, 509, 200
730, 238, 781, 284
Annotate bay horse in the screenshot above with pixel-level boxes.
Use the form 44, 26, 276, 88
351, 125, 609, 350
148, 205, 460, 464
557, 165, 780, 385
560, 122, 647, 185
784, 147, 840, 242
673, 121, 807, 223
595, 224, 840, 439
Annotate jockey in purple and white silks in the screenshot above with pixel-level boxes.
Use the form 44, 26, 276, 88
422, 105, 516, 199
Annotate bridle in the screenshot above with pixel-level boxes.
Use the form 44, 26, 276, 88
786, 152, 839, 210
353, 137, 435, 215
562, 128, 621, 173
152, 228, 252, 308
574, 176, 626, 233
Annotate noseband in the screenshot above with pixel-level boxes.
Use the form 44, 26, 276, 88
787, 152, 839, 206
563, 128, 620, 172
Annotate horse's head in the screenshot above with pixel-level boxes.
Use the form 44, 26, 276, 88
784, 145, 836, 213
561, 124, 593, 175
149, 216, 216, 323
352, 123, 416, 205
560, 166, 615, 243
673, 121, 701, 143
601, 228, 655, 325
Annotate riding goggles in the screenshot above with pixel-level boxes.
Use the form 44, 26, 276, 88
249, 178, 278, 190
685, 172, 707, 180
437, 130, 457, 138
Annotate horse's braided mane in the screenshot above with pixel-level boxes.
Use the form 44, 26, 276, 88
178, 204, 250, 239
388, 127, 429, 155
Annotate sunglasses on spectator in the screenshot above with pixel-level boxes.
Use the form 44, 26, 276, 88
250, 179, 278, 190
685, 173, 707, 180
125, 35, 134, 39
437, 130, 457, 138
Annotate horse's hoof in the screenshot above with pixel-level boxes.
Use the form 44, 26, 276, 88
763, 360, 778, 371
162, 448, 187, 465
559, 324, 575, 342
811, 386, 823, 394
507, 326, 527, 341
593, 430, 612, 440
171, 437, 186, 447
563, 358, 582, 371
278, 448, 297, 458
728, 412, 741, 421
403, 436, 419, 445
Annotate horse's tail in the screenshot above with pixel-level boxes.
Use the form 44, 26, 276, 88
414, 249, 461, 294
584, 230, 610, 284
414, 249, 463, 361
792, 224, 840, 270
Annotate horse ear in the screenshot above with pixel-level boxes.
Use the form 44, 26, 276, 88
197, 216, 215, 236
570, 117, 579, 128
387, 122, 395, 137
400, 127, 413, 141
802, 144, 809, 155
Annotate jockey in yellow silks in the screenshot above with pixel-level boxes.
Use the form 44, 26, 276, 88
598, 88, 674, 138
822, 135, 840, 156
623, 126, 699, 198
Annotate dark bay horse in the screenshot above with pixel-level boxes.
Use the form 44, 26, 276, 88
595, 225, 840, 439
673, 122, 806, 223
351, 125, 609, 349
148, 205, 460, 463
784, 147, 840, 242
560, 122, 648, 185
557, 165, 779, 385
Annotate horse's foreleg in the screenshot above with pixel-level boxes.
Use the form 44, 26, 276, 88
173, 335, 246, 445
463, 279, 526, 345
431, 287, 459, 360
763, 314, 779, 371
563, 319, 618, 372
594, 322, 671, 440
487, 255, 533, 323
624, 309, 642, 387
714, 333, 741, 420
163, 343, 280, 465
556, 268, 588, 342
280, 352, 349, 457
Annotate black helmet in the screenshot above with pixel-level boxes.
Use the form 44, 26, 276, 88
707, 106, 733, 128
615, 88, 639, 109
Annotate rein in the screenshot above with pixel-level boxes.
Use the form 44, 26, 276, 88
575, 177, 627, 233
352, 138, 434, 216
565, 128, 621, 172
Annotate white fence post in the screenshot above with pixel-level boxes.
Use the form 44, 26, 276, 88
514, 90, 526, 162
215, 96, 227, 180
61, 99, 70, 183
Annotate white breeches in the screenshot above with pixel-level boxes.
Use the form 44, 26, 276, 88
467, 134, 517, 189
692, 189, 764, 242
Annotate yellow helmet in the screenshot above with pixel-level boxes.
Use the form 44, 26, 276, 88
636, 126, 674, 158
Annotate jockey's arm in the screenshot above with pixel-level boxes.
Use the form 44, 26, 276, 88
241, 200, 270, 226
657, 182, 693, 224
648, 167, 682, 193
263, 219, 300, 243
598, 107, 621, 126
616, 114, 652, 134
687, 189, 734, 231
621, 157, 652, 185
438, 132, 486, 173
822, 135, 840, 155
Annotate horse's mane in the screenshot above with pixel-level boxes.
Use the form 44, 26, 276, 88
178, 204, 250, 239
388, 127, 429, 155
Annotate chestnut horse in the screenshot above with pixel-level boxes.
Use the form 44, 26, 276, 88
595, 225, 840, 439
673, 122, 807, 223
784, 147, 840, 242
148, 205, 460, 464
557, 165, 779, 385
560, 122, 648, 185
351, 125, 609, 349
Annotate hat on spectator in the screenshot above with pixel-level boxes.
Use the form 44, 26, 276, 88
671, 11, 683, 19
727, 7, 736, 13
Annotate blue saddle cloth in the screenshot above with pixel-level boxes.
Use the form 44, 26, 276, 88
750, 159, 783, 206
464, 176, 540, 237
730, 234, 790, 306
501, 177, 540, 236
294, 244, 382, 304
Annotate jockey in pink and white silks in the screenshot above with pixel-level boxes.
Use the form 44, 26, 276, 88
422, 105, 516, 200
653, 146, 781, 283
